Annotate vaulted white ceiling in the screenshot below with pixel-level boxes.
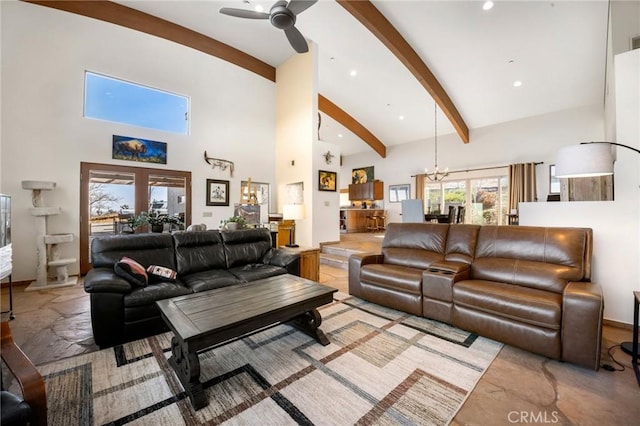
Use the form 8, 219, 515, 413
115, 0, 610, 156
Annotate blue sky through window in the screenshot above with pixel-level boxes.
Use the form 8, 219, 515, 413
84, 72, 189, 134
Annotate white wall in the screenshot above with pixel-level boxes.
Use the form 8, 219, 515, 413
520, 49, 640, 325
341, 105, 604, 225
1, 2, 277, 281
275, 45, 316, 247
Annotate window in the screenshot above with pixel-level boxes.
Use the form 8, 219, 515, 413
422, 173, 509, 225
84, 71, 189, 134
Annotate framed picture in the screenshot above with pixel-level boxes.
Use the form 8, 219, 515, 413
112, 135, 167, 164
206, 179, 229, 206
234, 204, 261, 226
318, 170, 337, 192
389, 184, 410, 203
352, 166, 374, 184
549, 165, 560, 194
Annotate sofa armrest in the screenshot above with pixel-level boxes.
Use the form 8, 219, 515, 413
84, 268, 132, 294
348, 253, 384, 297
562, 281, 604, 370
263, 248, 300, 275
1, 321, 47, 426
428, 260, 470, 275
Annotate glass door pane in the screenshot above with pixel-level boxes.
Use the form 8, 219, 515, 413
425, 183, 442, 214
89, 170, 135, 241
148, 174, 187, 232
471, 178, 501, 225
443, 181, 466, 214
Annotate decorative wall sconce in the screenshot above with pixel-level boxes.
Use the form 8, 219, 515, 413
323, 151, 334, 164
204, 151, 234, 177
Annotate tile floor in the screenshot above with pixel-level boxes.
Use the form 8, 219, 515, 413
2, 232, 639, 425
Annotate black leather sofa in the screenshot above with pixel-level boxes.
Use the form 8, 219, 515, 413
84, 228, 300, 348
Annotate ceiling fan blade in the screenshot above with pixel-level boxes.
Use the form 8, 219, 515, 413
287, 0, 317, 16
219, 8, 270, 20
284, 26, 309, 53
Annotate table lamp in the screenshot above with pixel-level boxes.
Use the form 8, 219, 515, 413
282, 204, 305, 248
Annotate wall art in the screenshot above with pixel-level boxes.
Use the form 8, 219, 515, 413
112, 135, 167, 164
206, 179, 229, 206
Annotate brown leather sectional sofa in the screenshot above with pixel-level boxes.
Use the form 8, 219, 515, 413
349, 223, 604, 370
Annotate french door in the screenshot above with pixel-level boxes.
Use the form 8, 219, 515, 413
79, 162, 191, 274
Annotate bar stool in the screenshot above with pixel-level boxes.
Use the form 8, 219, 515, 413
375, 212, 386, 231
366, 215, 378, 232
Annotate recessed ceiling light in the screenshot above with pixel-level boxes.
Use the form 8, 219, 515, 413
350, 70, 357, 77
513, 80, 523, 87
338, 133, 343, 138
399, 115, 405, 120
483, 1, 494, 11
254, 5, 264, 12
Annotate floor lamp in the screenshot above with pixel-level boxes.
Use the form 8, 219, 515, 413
283, 204, 305, 248
556, 141, 640, 360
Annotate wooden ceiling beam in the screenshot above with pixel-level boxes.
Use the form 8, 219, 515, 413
23, 0, 276, 81
319, 95, 386, 158
337, 0, 470, 143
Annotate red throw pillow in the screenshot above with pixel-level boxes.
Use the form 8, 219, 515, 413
114, 256, 148, 287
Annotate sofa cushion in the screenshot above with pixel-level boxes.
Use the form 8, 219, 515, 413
173, 230, 227, 276
180, 269, 242, 293
114, 257, 148, 287
361, 263, 423, 294
123, 281, 192, 308
453, 280, 562, 330
445, 224, 480, 264
473, 226, 591, 293
91, 233, 176, 270
229, 264, 288, 282
222, 228, 273, 268
381, 223, 447, 269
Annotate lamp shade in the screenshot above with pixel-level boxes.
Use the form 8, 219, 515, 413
555, 144, 614, 178
283, 204, 305, 220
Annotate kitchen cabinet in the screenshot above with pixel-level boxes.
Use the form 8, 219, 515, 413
348, 181, 383, 201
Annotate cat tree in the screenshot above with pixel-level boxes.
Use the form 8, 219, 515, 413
22, 180, 77, 290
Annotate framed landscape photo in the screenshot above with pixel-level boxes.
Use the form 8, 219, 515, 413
318, 170, 337, 192
206, 179, 229, 206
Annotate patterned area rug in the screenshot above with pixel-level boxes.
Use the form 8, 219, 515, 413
38, 293, 502, 425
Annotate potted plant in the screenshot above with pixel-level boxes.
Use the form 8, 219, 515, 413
223, 215, 246, 231
147, 213, 166, 233
126, 212, 149, 233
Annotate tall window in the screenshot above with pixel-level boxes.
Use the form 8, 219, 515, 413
84, 71, 189, 134
422, 173, 509, 225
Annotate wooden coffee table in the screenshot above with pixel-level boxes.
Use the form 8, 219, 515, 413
156, 274, 337, 410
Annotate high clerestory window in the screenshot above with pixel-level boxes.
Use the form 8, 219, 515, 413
84, 71, 189, 134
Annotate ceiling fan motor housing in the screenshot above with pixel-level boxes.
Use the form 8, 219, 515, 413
270, 2, 295, 29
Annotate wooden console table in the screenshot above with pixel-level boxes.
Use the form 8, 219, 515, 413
280, 246, 320, 281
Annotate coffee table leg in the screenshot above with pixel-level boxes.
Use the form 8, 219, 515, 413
290, 309, 330, 346
169, 336, 208, 410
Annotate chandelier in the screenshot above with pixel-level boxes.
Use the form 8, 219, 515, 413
425, 103, 449, 182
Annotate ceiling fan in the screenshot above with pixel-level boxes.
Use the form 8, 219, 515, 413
219, 0, 317, 53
